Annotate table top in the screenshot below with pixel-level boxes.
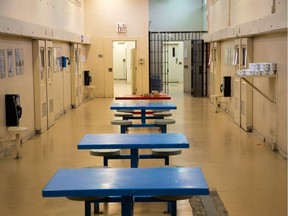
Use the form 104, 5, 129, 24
110, 101, 177, 110
7, 126, 28, 132
115, 94, 171, 100
42, 167, 209, 197
78, 133, 189, 149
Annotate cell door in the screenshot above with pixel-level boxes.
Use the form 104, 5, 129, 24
113, 42, 127, 80
162, 42, 184, 86
191, 40, 204, 97
167, 42, 183, 83
46, 41, 55, 128
33, 40, 54, 133
70, 44, 82, 108
130, 48, 137, 94
234, 38, 253, 131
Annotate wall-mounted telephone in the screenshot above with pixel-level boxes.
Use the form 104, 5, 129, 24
84, 70, 92, 86
5, 94, 22, 126
61, 56, 70, 68
220, 76, 231, 97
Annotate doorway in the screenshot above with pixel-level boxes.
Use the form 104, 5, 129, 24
162, 41, 184, 94
32, 40, 55, 133
113, 41, 136, 95
149, 31, 207, 95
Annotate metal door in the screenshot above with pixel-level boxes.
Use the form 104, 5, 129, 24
130, 48, 137, 94
70, 44, 82, 108
191, 39, 207, 97
33, 40, 54, 133
46, 41, 55, 128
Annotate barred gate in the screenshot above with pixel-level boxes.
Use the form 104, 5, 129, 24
149, 31, 207, 94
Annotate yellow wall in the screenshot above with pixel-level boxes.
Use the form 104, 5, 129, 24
84, 0, 149, 97
0, 37, 34, 150
207, 0, 287, 33
204, 0, 287, 154
0, 1, 86, 156
253, 32, 287, 154
0, 37, 74, 155
0, 0, 84, 35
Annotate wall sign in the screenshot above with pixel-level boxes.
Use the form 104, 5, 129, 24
15, 49, 24, 75
0, 49, 5, 78
7, 49, 13, 77
117, 23, 127, 33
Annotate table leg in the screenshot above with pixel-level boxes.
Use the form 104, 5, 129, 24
15, 133, 22, 159
121, 196, 134, 216
163, 200, 177, 215
84, 201, 91, 216
8, 126, 27, 159
169, 201, 177, 216
141, 109, 146, 124
120, 125, 126, 134
130, 149, 139, 168
103, 157, 108, 166
161, 125, 167, 133
164, 156, 169, 166
89, 88, 93, 99
93, 201, 100, 214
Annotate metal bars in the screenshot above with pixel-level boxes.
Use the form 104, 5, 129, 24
149, 31, 207, 94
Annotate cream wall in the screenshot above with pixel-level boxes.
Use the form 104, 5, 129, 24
204, 0, 287, 155
230, 0, 286, 26
253, 33, 287, 154
0, 0, 87, 43
84, 0, 149, 97
0, 37, 34, 155
0, 0, 84, 35
207, 0, 287, 33
0, 1, 86, 157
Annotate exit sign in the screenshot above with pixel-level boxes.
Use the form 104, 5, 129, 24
117, 23, 127, 33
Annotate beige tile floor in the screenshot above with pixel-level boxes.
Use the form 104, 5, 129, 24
0, 82, 287, 216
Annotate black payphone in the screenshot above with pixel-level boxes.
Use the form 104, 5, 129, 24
220, 76, 231, 97
84, 70, 92, 86
5, 94, 22, 126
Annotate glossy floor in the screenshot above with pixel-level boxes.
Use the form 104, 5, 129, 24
0, 83, 287, 216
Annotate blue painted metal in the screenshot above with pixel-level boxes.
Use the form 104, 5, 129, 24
120, 125, 126, 134
110, 101, 176, 110
121, 196, 134, 215
110, 101, 176, 124
43, 168, 209, 197
78, 133, 189, 168
84, 201, 91, 216
78, 133, 188, 149
42, 167, 209, 216
102, 154, 170, 166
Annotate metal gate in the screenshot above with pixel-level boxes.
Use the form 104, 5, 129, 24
191, 39, 209, 97
149, 31, 206, 94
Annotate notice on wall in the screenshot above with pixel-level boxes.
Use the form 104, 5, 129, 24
0, 49, 5, 78
7, 49, 13, 77
53, 47, 62, 72
15, 49, 24, 75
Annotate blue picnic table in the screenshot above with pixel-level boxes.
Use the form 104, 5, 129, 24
42, 167, 209, 216
110, 101, 177, 125
78, 133, 189, 168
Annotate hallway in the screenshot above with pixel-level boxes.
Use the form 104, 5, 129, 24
0, 91, 286, 216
